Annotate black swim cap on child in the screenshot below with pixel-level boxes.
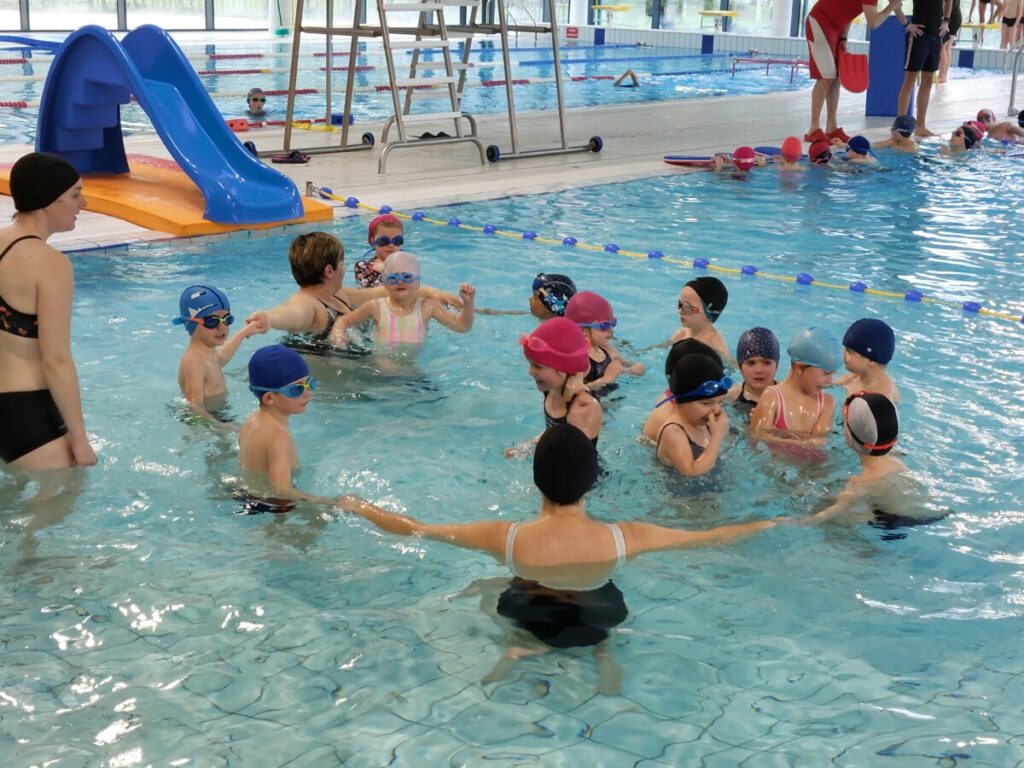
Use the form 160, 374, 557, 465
10, 152, 80, 213
534, 424, 599, 505
664, 338, 722, 381
844, 392, 899, 456
684, 277, 728, 322
669, 353, 729, 403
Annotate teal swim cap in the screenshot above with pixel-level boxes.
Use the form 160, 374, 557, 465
787, 327, 840, 371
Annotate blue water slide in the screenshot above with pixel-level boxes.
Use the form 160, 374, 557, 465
36, 25, 303, 224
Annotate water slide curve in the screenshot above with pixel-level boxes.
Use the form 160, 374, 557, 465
36, 25, 303, 224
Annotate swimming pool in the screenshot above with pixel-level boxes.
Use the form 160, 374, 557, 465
0, 36, 898, 145
2, 150, 1023, 765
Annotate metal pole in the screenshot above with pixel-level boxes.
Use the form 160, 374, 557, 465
283, 0, 307, 152
325, 0, 334, 127
497, 0, 520, 153
547, 0, 568, 148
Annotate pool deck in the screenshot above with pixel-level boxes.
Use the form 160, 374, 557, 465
0, 69, 1017, 252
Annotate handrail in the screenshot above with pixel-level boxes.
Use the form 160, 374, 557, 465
1007, 37, 1024, 117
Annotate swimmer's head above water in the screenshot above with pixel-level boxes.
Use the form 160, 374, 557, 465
530, 273, 577, 319
248, 344, 311, 404
533, 423, 599, 505
843, 391, 898, 456
289, 231, 344, 286
174, 284, 231, 336
664, 338, 722, 382
520, 316, 590, 374
787, 326, 841, 372
892, 115, 917, 138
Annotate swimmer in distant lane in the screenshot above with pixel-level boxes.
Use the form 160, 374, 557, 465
246, 87, 267, 117
614, 68, 640, 87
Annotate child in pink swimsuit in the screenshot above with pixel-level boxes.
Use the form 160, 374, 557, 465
329, 251, 475, 353
750, 326, 839, 459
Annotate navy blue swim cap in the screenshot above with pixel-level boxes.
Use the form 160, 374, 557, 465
175, 285, 230, 335
248, 344, 309, 401
892, 115, 916, 137
532, 273, 577, 316
843, 318, 895, 365
736, 327, 780, 365
534, 424, 599, 505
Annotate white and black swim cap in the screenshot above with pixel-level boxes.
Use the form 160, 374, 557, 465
844, 392, 898, 456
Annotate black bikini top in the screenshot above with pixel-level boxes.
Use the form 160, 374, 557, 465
0, 235, 42, 338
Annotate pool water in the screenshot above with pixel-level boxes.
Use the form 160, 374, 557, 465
2, 150, 1024, 765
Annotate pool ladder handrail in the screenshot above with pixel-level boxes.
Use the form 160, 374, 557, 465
1007, 37, 1024, 117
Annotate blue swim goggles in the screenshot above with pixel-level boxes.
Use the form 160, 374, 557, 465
384, 272, 419, 286
655, 377, 732, 407
577, 318, 617, 331
371, 234, 404, 248
250, 376, 318, 399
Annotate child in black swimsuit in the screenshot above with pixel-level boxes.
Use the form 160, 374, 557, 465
725, 327, 780, 416
564, 291, 644, 397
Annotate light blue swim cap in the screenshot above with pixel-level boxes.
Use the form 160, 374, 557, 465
787, 326, 840, 371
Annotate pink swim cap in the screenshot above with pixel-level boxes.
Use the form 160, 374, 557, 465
368, 213, 402, 243
781, 136, 803, 163
565, 291, 613, 324
733, 146, 757, 171
967, 119, 987, 137
520, 317, 590, 374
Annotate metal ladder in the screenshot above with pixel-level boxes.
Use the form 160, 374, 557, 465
1006, 37, 1024, 117
376, 0, 487, 172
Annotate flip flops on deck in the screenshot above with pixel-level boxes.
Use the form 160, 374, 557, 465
271, 150, 311, 164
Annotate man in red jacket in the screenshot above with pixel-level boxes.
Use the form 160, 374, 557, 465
805, 0, 903, 143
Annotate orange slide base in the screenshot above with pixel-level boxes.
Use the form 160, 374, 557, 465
0, 154, 333, 237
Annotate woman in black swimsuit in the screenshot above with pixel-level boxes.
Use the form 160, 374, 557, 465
0, 152, 96, 471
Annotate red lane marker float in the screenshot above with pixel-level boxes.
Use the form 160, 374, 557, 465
374, 83, 436, 91
320, 65, 377, 72
246, 117, 329, 128
263, 88, 319, 96
208, 53, 264, 60
0, 100, 29, 108
480, 78, 530, 86
0, 58, 29, 65
197, 68, 266, 76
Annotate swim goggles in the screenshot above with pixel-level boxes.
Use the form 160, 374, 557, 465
577, 318, 617, 331
177, 313, 235, 329
677, 299, 702, 315
654, 377, 732, 407
383, 272, 419, 285
372, 234, 404, 248
519, 333, 588, 360
249, 96, 266, 103
251, 376, 318, 399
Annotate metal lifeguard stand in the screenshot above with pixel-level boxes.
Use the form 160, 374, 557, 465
278, 0, 602, 173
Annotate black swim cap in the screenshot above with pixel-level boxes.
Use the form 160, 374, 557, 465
10, 152, 80, 213
684, 277, 728, 322
844, 392, 899, 456
664, 338, 722, 380
669, 353, 729, 403
534, 424, 599, 505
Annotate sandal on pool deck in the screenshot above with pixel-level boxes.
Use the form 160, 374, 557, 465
271, 150, 311, 164
804, 128, 828, 143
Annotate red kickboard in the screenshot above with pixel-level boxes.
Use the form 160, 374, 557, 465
839, 50, 869, 93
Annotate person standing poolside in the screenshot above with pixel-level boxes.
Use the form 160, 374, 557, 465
938, 0, 962, 82
0, 152, 96, 471
805, 0, 903, 144
341, 423, 778, 693
246, 87, 267, 117
895, 0, 951, 138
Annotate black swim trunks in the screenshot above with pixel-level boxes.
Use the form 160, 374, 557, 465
496, 577, 628, 648
0, 389, 68, 463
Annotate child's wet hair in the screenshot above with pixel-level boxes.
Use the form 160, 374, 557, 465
289, 232, 344, 286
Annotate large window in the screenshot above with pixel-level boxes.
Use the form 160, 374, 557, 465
26, 0, 118, 30
214, 0, 268, 29
126, 0, 205, 29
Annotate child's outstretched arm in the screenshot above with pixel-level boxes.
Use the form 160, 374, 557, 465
328, 301, 378, 346
217, 315, 269, 367
428, 283, 476, 333
337, 495, 508, 558
610, 344, 646, 376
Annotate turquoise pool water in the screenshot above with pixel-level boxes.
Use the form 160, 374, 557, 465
2, 150, 1023, 765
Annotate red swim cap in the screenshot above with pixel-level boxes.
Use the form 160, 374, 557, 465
368, 213, 402, 243
733, 145, 757, 171
781, 136, 803, 163
520, 317, 590, 374
565, 291, 614, 324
